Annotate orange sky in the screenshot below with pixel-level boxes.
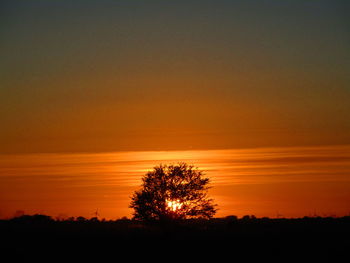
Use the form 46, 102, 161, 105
1, 1, 349, 219
1, 1, 350, 154
1, 145, 349, 219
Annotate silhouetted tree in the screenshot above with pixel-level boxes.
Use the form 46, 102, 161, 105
76, 216, 87, 222
130, 163, 217, 221
11, 214, 53, 223
226, 215, 238, 221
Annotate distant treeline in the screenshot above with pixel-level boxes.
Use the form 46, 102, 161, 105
2, 214, 349, 261
4, 213, 350, 223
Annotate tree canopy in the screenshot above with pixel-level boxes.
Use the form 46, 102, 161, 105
130, 163, 217, 221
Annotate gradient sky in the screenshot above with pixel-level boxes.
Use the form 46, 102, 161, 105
1, 1, 349, 219
1, 0, 349, 153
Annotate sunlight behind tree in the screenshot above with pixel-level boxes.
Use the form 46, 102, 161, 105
130, 163, 217, 221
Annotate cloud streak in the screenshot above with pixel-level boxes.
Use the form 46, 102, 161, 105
0, 145, 349, 219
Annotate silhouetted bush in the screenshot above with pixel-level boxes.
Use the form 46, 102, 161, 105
226, 215, 238, 222
89, 217, 99, 222
11, 214, 53, 223
76, 216, 87, 222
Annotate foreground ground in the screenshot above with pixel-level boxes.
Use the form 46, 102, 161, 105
1, 215, 349, 261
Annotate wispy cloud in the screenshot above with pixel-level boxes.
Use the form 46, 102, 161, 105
1, 145, 349, 218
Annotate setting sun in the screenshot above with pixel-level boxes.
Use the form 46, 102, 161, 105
167, 199, 183, 212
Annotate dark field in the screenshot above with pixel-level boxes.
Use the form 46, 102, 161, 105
2, 215, 349, 261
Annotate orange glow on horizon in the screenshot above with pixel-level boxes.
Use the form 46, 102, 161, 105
0, 145, 349, 220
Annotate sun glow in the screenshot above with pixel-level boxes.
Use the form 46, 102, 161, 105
166, 199, 183, 212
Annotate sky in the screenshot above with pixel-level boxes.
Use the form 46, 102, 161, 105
1, 0, 349, 153
0, 1, 349, 219
1, 145, 349, 219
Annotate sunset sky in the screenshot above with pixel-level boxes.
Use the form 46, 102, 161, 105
1, 1, 349, 219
